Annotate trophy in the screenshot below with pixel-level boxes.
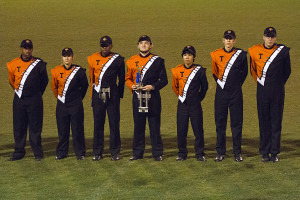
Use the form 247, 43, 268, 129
136, 71, 151, 113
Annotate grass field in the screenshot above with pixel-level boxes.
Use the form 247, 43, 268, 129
0, 0, 300, 199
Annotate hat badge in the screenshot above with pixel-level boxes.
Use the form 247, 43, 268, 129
65, 48, 69, 51
26, 40, 30, 43
269, 28, 273, 31
103, 37, 107, 41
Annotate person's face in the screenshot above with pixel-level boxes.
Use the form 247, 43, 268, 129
263, 35, 276, 48
100, 43, 113, 56
138, 40, 152, 53
222, 38, 236, 50
21, 47, 33, 60
62, 55, 73, 66
183, 53, 194, 66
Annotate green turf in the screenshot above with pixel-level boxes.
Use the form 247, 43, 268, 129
0, 0, 300, 199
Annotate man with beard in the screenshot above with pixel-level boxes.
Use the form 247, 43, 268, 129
125, 35, 168, 161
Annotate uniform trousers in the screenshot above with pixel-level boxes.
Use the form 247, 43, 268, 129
92, 90, 121, 156
257, 84, 285, 156
215, 88, 243, 155
56, 101, 86, 157
177, 100, 205, 158
13, 94, 44, 159
132, 92, 163, 158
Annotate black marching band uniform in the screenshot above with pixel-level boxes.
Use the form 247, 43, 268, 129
6, 40, 48, 160
249, 27, 291, 161
51, 48, 88, 160
172, 46, 208, 161
125, 48, 168, 160
211, 35, 248, 161
88, 41, 125, 159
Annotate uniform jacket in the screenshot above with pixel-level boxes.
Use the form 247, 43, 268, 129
249, 43, 291, 87
51, 64, 88, 105
210, 48, 248, 90
125, 53, 168, 94
7, 56, 48, 97
171, 64, 208, 104
88, 52, 125, 98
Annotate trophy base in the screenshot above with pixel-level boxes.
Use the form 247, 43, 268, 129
139, 107, 149, 113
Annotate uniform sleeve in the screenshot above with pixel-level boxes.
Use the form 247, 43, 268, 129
51, 69, 58, 98
39, 61, 49, 95
80, 68, 89, 100
199, 68, 208, 102
283, 48, 291, 85
117, 57, 125, 98
249, 48, 258, 83
240, 52, 248, 86
6, 62, 15, 90
152, 58, 168, 91
125, 60, 135, 93
88, 56, 94, 98
210, 52, 219, 82
171, 68, 179, 96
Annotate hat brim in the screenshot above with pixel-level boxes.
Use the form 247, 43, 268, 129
264, 33, 276, 37
21, 44, 33, 49
224, 34, 235, 39
182, 49, 196, 56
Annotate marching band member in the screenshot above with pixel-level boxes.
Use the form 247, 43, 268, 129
249, 27, 291, 162
51, 48, 88, 160
210, 30, 248, 162
88, 36, 125, 161
125, 35, 168, 161
171, 45, 208, 161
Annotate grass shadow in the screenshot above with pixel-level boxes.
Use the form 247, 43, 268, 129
1, 133, 299, 160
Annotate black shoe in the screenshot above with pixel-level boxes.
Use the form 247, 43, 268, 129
176, 156, 187, 161
92, 155, 102, 161
270, 154, 279, 162
111, 154, 120, 161
77, 155, 85, 160
129, 156, 142, 161
154, 156, 163, 161
55, 155, 67, 160
215, 154, 225, 162
8, 156, 23, 161
35, 157, 43, 161
261, 154, 270, 162
234, 154, 243, 162
197, 156, 206, 162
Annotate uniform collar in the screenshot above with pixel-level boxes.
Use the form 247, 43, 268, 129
184, 64, 194, 69
263, 43, 276, 49
20, 55, 33, 62
100, 52, 113, 57
139, 52, 151, 58
223, 47, 235, 53
63, 64, 73, 70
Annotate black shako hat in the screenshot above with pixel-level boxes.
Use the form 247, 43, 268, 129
223, 30, 236, 39
138, 35, 152, 44
62, 47, 73, 56
100, 36, 112, 46
264, 27, 277, 37
182, 45, 196, 57
20, 39, 33, 49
